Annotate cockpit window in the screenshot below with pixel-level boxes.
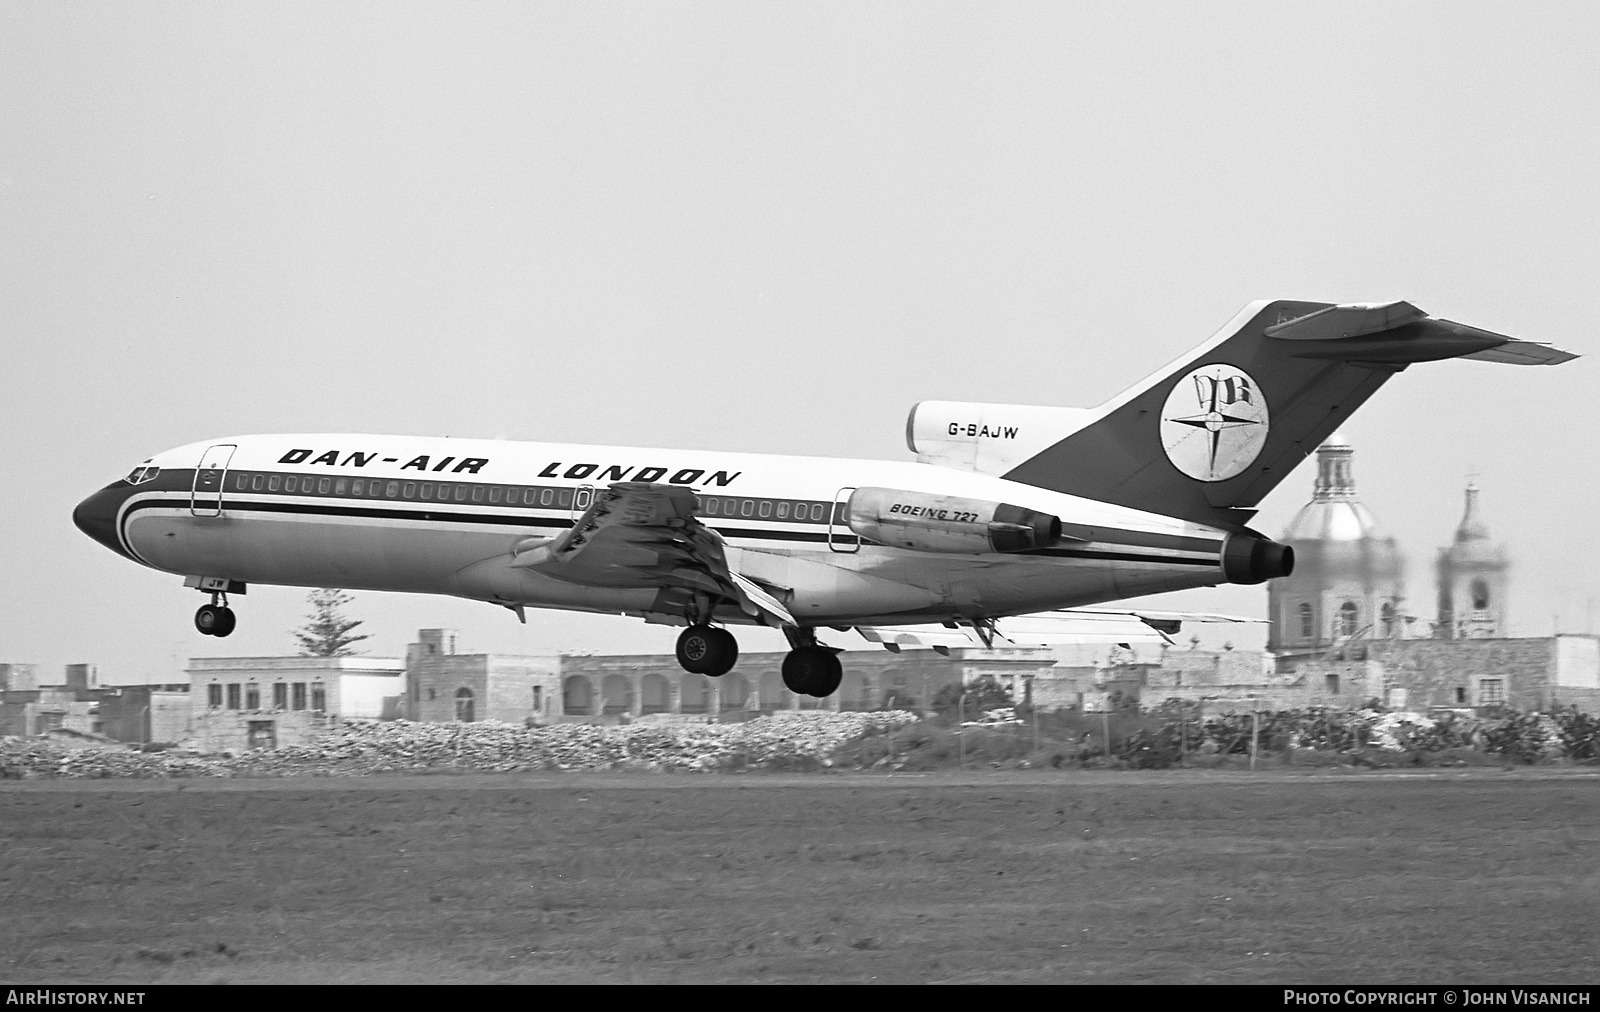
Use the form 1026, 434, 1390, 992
124, 464, 160, 484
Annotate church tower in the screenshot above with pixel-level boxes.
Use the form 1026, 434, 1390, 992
1269, 433, 1407, 666
1435, 482, 1509, 638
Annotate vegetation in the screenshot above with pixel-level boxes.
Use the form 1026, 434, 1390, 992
930, 674, 1013, 719
292, 588, 370, 657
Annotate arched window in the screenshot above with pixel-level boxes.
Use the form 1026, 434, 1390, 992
1381, 602, 1397, 638
454, 687, 475, 722
1470, 579, 1490, 611
1337, 601, 1359, 637
1297, 602, 1313, 640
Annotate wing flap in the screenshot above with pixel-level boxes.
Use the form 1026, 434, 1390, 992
510, 481, 795, 626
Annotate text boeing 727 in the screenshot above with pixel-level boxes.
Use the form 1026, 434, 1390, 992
73, 300, 1574, 698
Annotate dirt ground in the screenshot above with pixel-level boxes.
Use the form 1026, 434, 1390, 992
2, 769, 1597, 984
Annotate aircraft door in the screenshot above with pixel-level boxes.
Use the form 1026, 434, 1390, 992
829, 487, 859, 553
190, 444, 237, 517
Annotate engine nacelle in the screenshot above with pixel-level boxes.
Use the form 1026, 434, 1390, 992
1221, 534, 1295, 585
846, 487, 1062, 555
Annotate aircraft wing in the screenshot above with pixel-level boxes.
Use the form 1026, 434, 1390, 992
509, 482, 795, 625
856, 608, 1264, 651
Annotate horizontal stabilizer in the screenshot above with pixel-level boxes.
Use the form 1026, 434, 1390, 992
1458, 337, 1579, 366
1264, 301, 1427, 341
1267, 305, 1578, 366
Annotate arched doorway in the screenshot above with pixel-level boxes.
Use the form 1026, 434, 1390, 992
601, 674, 634, 715
640, 673, 672, 713
563, 675, 594, 716
454, 687, 475, 722
720, 673, 750, 711
759, 671, 789, 713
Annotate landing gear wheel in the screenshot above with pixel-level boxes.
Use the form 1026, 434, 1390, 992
195, 604, 236, 637
195, 604, 224, 636
700, 628, 738, 677
781, 646, 842, 698
676, 625, 737, 676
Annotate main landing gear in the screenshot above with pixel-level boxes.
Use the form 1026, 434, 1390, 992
675, 624, 739, 677
780, 627, 842, 699
195, 594, 237, 637
671, 623, 843, 698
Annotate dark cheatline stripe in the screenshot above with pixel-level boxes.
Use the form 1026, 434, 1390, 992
1028, 547, 1219, 567
121, 497, 837, 544
116, 479, 1221, 563
149, 468, 1222, 553
1058, 523, 1221, 554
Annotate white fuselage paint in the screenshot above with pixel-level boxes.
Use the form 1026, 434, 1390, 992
110, 433, 1237, 627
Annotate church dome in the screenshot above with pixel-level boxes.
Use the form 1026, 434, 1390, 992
1268, 433, 1408, 658
1279, 433, 1403, 576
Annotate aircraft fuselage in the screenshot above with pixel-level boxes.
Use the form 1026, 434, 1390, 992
74, 432, 1249, 628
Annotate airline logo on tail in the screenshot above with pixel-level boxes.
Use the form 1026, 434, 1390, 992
1160, 364, 1270, 481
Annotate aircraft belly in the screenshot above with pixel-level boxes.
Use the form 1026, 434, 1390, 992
126, 509, 511, 595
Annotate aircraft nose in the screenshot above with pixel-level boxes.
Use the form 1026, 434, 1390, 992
74, 485, 134, 560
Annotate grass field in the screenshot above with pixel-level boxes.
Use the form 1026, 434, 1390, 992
2, 770, 1597, 984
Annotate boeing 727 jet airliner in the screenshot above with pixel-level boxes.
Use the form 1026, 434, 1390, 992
74, 300, 1575, 698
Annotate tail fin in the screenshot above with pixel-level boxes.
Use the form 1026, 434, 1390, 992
1003, 300, 1575, 527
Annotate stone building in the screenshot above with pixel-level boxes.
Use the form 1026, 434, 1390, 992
94, 684, 191, 743
405, 629, 561, 724
0, 663, 103, 737
186, 654, 406, 751
553, 647, 1047, 719
1268, 433, 1407, 665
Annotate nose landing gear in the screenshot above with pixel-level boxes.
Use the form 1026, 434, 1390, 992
185, 577, 245, 637
195, 594, 237, 637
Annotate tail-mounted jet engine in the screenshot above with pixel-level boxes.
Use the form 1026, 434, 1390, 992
1221, 534, 1295, 585
846, 487, 1062, 554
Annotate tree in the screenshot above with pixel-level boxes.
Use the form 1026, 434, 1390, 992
294, 588, 370, 657
931, 674, 1015, 719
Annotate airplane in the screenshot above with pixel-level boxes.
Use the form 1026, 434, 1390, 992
73, 299, 1575, 699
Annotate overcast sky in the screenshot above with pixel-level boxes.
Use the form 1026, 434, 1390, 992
3, 2, 1595, 684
